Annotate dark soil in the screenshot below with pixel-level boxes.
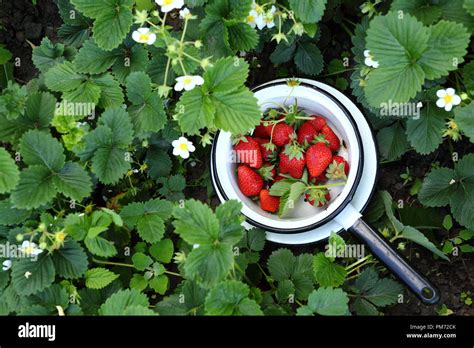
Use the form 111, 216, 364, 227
0, 0, 62, 82
1, 0, 472, 316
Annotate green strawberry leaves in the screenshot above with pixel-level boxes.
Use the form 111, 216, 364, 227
173, 199, 245, 288
419, 154, 474, 230
176, 57, 261, 136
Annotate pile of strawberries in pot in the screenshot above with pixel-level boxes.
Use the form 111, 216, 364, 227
234, 112, 350, 215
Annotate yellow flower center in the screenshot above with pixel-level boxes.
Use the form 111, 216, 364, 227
139, 34, 149, 42
164, 0, 173, 5
179, 143, 189, 150
183, 77, 193, 85
24, 246, 34, 254
247, 15, 255, 22
255, 5, 264, 14
56, 232, 66, 242
443, 95, 453, 104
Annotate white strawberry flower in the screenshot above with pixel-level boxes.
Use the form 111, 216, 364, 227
436, 88, 461, 112
174, 75, 204, 92
2, 260, 12, 271
156, 0, 184, 13
246, 10, 260, 28
172, 137, 196, 159
263, 6, 276, 29
132, 28, 157, 45
179, 7, 191, 19
364, 50, 379, 68
19, 241, 43, 256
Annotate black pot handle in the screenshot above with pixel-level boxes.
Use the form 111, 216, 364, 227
350, 218, 440, 305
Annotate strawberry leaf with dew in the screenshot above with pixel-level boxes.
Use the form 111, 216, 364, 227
419, 154, 474, 230
126, 72, 166, 139
70, 0, 134, 51
312, 253, 347, 287
121, 199, 174, 244
11, 254, 55, 296
204, 280, 263, 315
288, 0, 327, 24
364, 12, 469, 108
173, 200, 245, 288
176, 57, 260, 136
454, 103, 474, 142
297, 287, 349, 316
0, 147, 19, 194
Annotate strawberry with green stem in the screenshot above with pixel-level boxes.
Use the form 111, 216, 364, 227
258, 163, 276, 181
234, 135, 263, 169
305, 187, 331, 207
279, 141, 306, 179
305, 142, 333, 178
326, 155, 349, 180
297, 121, 318, 146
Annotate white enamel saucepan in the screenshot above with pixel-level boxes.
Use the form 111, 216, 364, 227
210, 79, 440, 305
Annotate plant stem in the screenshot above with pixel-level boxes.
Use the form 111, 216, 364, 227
92, 258, 182, 277
306, 182, 347, 190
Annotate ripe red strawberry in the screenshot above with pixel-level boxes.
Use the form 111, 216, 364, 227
297, 121, 317, 145
258, 163, 276, 181
238, 165, 264, 197
279, 143, 306, 179
305, 142, 333, 178
254, 123, 269, 138
257, 139, 278, 162
308, 115, 327, 131
320, 125, 340, 152
274, 175, 285, 182
310, 174, 328, 184
272, 123, 295, 147
260, 189, 280, 213
305, 188, 331, 207
234, 136, 263, 169
333, 155, 350, 175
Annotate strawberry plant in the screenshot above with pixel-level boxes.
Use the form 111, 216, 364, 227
0, 0, 472, 318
